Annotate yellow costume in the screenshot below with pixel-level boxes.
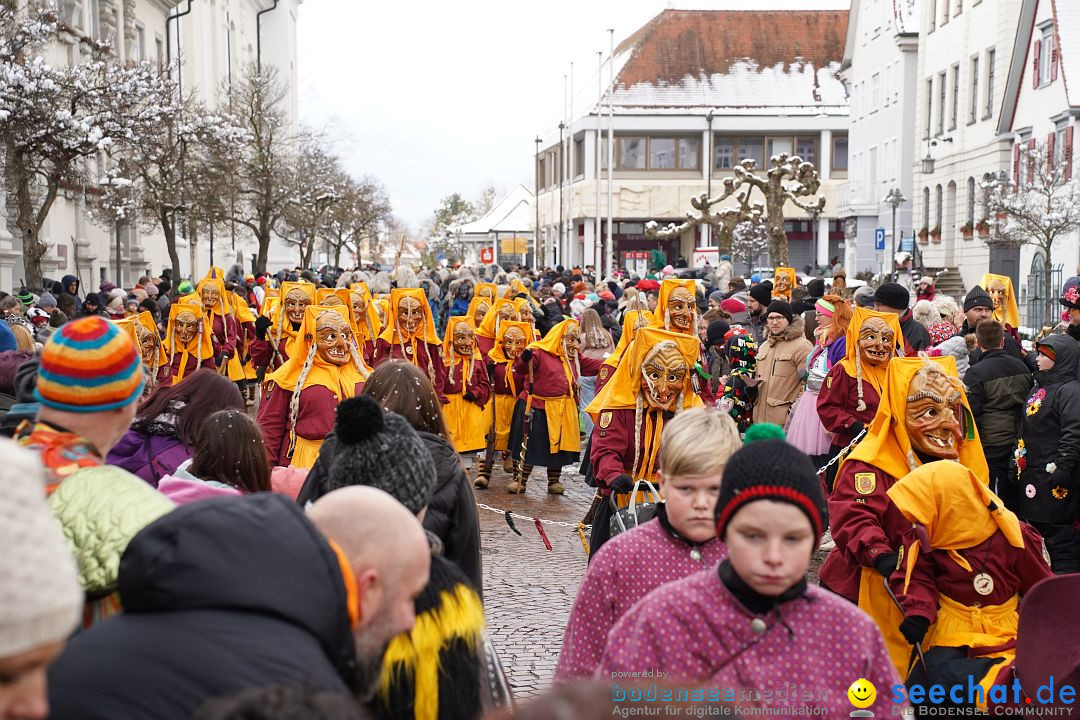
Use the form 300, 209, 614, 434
772, 267, 796, 301
488, 321, 533, 451
115, 311, 168, 392
165, 299, 215, 384
980, 273, 1020, 328
526, 318, 583, 455
441, 316, 491, 453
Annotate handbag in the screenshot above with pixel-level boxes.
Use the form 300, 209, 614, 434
608, 479, 661, 536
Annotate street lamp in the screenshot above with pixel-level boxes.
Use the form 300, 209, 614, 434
534, 135, 542, 271
884, 187, 906, 283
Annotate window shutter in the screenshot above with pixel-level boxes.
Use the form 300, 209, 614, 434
1028, 138, 1036, 184
1014, 143, 1021, 185
1034, 39, 1042, 88
1066, 126, 1074, 181
1048, 132, 1056, 174
1052, 44, 1059, 82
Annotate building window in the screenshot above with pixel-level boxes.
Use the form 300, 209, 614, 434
868, 146, 878, 187
135, 23, 146, 63
968, 56, 979, 123
985, 48, 996, 118
650, 138, 676, 169
937, 71, 947, 135
714, 136, 734, 169
923, 187, 931, 230
832, 134, 849, 173
925, 77, 933, 138
616, 137, 646, 170
956, 0, 962, 14
573, 138, 584, 176
536, 157, 546, 190
967, 177, 976, 225
929, 0, 936, 31
768, 137, 793, 157
950, 64, 960, 130
678, 138, 699, 170
796, 136, 817, 165
935, 184, 943, 228
1039, 25, 1055, 88
941, 0, 949, 25
155, 35, 164, 67
871, 73, 880, 113
737, 137, 765, 167
1055, 119, 1068, 167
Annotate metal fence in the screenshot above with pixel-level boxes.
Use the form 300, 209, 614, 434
1022, 263, 1063, 334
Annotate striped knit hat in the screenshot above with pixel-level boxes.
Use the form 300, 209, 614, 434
35, 317, 144, 412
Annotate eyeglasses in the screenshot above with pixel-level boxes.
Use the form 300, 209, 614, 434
766, 315, 788, 321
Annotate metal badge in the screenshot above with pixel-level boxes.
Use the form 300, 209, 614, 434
973, 573, 994, 596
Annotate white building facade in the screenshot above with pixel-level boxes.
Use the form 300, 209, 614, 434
534, 9, 850, 277
911, 0, 1023, 291
838, 0, 920, 278
997, 0, 1080, 328
0, 0, 301, 292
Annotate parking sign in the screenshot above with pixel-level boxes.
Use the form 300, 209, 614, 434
874, 228, 886, 250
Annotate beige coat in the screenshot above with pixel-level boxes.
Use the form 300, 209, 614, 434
752, 315, 813, 427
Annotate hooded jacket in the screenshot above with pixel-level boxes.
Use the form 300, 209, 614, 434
47, 494, 357, 720
964, 348, 1034, 448
1016, 333, 1080, 524
752, 315, 812, 427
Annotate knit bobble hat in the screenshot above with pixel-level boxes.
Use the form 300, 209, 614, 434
0, 439, 82, 657
873, 282, 910, 310
35, 316, 144, 413
964, 285, 994, 312
766, 300, 794, 322
327, 396, 437, 515
715, 439, 827, 541
748, 283, 772, 307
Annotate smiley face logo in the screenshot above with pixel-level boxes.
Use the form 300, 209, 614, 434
847, 678, 876, 709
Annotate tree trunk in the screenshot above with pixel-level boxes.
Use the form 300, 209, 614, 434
159, 211, 181, 281
256, 221, 270, 274
9, 148, 46, 290
333, 242, 342, 269
767, 216, 789, 267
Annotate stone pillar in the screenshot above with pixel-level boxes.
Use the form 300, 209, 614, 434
817, 215, 831, 269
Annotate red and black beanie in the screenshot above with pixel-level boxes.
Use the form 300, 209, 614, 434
714, 439, 827, 540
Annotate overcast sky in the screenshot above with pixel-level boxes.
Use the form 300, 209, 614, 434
296, 0, 849, 233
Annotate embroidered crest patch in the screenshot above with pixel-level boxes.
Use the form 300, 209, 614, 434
855, 472, 876, 495
599, 366, 610, 381
599, 411, 612, 429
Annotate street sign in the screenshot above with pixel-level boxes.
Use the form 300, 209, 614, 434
874, 228, 886, 251
900, 236, 914, 253
480, 247, 494, 265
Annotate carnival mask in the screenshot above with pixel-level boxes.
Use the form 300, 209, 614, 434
315, 313, 351, 366
351, 293, 367, 320
322, 295, 344, 308
201, 285, 220, 312
473, 301, 491, 327
174, 311, 199, 345
501, 326, 526, 359
641, 342, 688, 411
859, 318, 895, 367
905, 365, 964, 460
477, 286, 494, 301
776, 275, 792, 294
374, 302, 387, 325
134, 325, 157, 366
398, 296, 424, 336
285, 289, 311, 325
667, 287, 695, 333
987, 280, 1006, 311
563, 327, 581, 357
498, 303, 517, 322
452, 321, 475, 357
518, 304, 534, 323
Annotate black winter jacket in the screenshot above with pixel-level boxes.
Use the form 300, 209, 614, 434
47, 495, 358, 720
1016, 334, 1080, 524
297, 430, 483, 594
964, 348, 1033, 448
899, 310, 931, 352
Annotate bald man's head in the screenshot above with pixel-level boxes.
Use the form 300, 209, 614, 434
308, 486, 430, 701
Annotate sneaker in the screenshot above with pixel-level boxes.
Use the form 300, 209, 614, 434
819, 529, 836, 552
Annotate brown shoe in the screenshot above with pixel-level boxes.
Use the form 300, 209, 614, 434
474, 475, 489, 490
506, 480, 527, 494
502, 455, 515, 473
547, 481, 565, 495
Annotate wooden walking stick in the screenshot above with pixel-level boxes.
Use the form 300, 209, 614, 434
513, 360, 536, 494
482, 363, 498, 478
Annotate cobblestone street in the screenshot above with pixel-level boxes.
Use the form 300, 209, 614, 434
473, 459, 594, 700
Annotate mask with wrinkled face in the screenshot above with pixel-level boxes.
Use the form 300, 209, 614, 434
452, 321, 475, 357
174, 311, 199, 345
859, 318, 895, 367
477, 287, 494, 302
322, 295, 344, 307
563, 327, 581, 357
518, 304, 534, 323
641, 342, 688, 411
134, 324, 157, 366
667, 287, 695, 332
315, 313, 351, 366
351, 293, 367, 321
501, 326, 526, 359
905, 365, 964, 460
775, 275, 792, 294
374, 303, 387, 325
285, 289, 312, 325
201, 285, 220, 312
497, 304, 517, 322
987, 281, 1006, 311
398, 296, 424, 336
473, 301, 491, 327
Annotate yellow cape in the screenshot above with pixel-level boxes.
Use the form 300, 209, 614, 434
980, 273, 1020, 328
268, 305, 368, 393
116, 311, 167, 368
165, 299, 215, 382
838, 307, 904, 397
476, 297, 518, 340
377, 288, 441, 346
649, 278, 698, 332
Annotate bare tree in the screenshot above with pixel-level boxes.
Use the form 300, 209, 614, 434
325, 174, 391, 268
986, 141, 1080, 322
0, 2, 173, 288
205, 65, 296, 273
279, 135, 340, 268
646, 154, 824, 267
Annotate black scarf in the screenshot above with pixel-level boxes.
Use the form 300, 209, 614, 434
718, 559, 807, 615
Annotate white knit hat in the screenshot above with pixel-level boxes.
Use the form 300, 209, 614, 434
0, 439, 82, 657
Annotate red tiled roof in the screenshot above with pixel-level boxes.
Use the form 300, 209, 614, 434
615, 9, 849, 88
